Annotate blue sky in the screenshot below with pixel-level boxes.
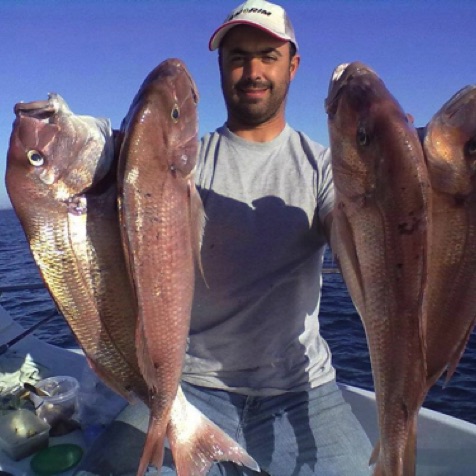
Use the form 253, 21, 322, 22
1, 0, 475, 209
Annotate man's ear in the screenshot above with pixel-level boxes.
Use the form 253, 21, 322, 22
290, 53, 300, 81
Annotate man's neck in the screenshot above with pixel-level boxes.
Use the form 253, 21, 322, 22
226, 115, 286, 143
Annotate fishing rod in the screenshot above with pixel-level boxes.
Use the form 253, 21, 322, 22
0, 309, 58, 356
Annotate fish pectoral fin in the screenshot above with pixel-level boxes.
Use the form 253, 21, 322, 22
136, 318, 158, 388
443, 320, 476, 386
330, 210, 366, 315
168, 392, 260, 475
368, 439, 380, 467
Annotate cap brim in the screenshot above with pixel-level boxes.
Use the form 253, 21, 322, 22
208, 20, 292, 51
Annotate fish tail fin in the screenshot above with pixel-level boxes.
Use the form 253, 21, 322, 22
136, 416, 166, 476
168, 419, 260, 476
168, 389, 260, 475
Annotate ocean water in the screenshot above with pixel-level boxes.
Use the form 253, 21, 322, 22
0, 207, 475, 424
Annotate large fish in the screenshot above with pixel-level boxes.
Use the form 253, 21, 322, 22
423, 85, 476, 388
325, 62, 431, 476
4, 94, 147, 401
117, 58, 258, 475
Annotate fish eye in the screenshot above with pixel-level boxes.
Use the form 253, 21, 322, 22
27, 150, 45, 166
356, 127, 369, 146
171, 104, 180, 123
466, 138, 476, 156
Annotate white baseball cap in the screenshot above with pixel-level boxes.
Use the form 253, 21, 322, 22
209, 0, 298, 51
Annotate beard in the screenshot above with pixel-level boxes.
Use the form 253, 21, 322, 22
222, 76, 290, 126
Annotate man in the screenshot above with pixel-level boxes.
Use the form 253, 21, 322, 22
164, 1, 373, 474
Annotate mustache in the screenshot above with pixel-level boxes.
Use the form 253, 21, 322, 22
236, 79, 271, 90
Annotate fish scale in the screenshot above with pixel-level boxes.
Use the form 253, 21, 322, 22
67, 190, 147, 398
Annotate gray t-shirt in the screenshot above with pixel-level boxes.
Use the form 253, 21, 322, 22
182, 124, 336, 396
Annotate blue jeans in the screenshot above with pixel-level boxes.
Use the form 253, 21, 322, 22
162, 379, 372, 475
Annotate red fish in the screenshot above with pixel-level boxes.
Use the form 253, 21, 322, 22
118, 58, 258, 475
423, 85, 476, 388
4, 94, 144, 400
326, 62, 431, 476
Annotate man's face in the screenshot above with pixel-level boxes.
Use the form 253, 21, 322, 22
219, 25, 299, 127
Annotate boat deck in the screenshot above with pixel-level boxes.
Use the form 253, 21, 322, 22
1, 305, 476, 475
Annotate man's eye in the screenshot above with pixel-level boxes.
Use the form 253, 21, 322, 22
262, 55, 277, 63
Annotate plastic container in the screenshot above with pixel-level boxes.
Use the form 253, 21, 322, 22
0, 409, 50, 461
30, 444, 83, 475
29, 376, 79, 428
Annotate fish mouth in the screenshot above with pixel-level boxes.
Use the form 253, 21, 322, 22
325, 61, 377, 116
14, 99, 56, 119
14, 93, 68, 121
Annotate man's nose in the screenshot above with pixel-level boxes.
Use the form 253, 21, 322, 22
243, 57, 262, 80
